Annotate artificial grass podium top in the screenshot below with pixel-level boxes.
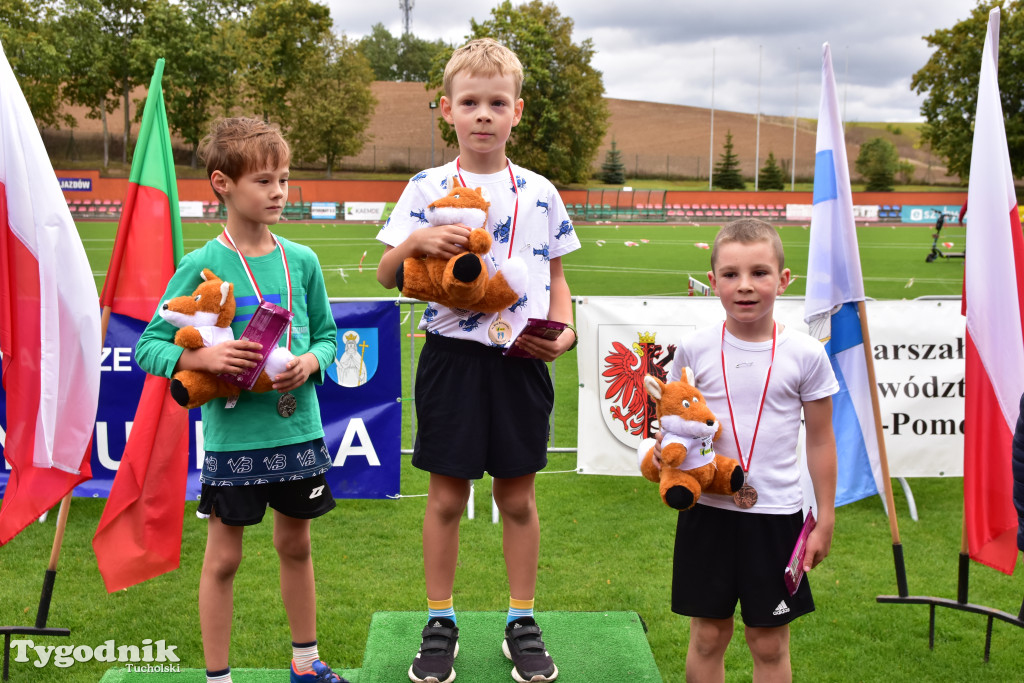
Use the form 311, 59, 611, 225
98, 610, 661, 682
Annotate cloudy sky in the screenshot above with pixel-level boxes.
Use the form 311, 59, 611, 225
325, 0, 974, 123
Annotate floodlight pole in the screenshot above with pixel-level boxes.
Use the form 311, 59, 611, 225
709, 47, 715, 191
428, 101, 438, 167
843, 45, 849, 126
791, 48, 800, 191
755, 45, 762, 192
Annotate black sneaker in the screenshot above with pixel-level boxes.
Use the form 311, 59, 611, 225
502, 617, 558, 682
408, 617, 459, 683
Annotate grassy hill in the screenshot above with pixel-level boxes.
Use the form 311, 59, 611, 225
43, 81, 952, 184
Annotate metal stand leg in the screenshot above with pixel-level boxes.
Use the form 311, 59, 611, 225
896, 477, 919, 521
984, 615, 994, 662
928, 604, 936, 650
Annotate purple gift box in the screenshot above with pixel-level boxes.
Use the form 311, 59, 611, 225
219, 300, 293, 390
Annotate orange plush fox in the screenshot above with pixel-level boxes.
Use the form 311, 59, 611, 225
395, 177, 527, 313
159, 268, 292, 409
639, 370, 744, 510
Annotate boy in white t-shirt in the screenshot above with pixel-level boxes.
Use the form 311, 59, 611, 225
654, 218, 838, 682
376, 39, 579, 683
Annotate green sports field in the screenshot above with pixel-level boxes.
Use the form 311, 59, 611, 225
4, 218, 1022, 682
76, 218, 968, 301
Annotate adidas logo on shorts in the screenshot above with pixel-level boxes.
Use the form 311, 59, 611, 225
773, 600, 791, 616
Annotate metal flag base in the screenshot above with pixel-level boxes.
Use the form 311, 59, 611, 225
1, 627, 70, 681
875, 594, 1024, 662
1, 568, 71, 680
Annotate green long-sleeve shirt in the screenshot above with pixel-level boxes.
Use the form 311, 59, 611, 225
136, 235, 337, 453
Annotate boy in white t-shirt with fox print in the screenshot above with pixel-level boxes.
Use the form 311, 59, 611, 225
654, 218, 838, 682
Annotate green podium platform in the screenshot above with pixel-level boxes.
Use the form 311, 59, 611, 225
99, 611, 660, 682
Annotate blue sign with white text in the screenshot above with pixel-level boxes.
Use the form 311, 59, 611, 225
58, 177, 92, 191
900, 205, 962, 224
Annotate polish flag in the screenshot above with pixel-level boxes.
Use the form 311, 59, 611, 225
0, 40, 100, 543
963, 7, 1024, 575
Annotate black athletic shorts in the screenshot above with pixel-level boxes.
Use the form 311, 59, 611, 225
671, 503, 814, 627
412, 333, 554, 479
197, 473, 336, 526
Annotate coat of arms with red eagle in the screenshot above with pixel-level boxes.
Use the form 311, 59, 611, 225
601, 331, 676, 441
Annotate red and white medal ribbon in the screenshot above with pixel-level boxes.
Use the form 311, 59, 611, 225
720, 322, 776, 483
456, 156, 519, 259
221, 229, 293, 349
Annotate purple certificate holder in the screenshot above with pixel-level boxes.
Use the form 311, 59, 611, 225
504, 318, 566, 358
784, 510, 817, 596
219, 300, 293, 390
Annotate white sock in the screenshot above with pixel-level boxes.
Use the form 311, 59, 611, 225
292, 641, 319, 673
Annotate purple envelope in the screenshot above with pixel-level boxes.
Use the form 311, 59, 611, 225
784, 510, 817, 596
219, 300, 293, 390
504, 318, 566, 358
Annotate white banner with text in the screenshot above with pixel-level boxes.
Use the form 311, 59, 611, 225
344, 201, 386, 221
576, 296, 965, 478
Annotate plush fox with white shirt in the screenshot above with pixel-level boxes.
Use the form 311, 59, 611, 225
639, 370, 745, 510
159, 268, 292, 409
395, 177, 527, 313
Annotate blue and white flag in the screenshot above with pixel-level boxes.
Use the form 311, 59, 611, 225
804, 43, 885, 507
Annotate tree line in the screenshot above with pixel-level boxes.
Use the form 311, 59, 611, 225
0, 0, 607, 183
6, 0, 999, 187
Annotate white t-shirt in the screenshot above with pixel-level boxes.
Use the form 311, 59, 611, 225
668, 322, 839, 514
377, 160, 581, 347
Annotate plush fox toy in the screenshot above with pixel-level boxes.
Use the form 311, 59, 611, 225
639, 370, 744, 510
395, 177, 527, 313
159, 268, 292, 409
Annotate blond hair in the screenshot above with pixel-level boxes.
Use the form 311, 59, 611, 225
197, 117, 291, 202
443, 38, 524, 98
710, 218, 786, 272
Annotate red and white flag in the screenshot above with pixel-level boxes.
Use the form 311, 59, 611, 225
0, 40, 100, 543
92, 59, 189, 592
963, 7, 1024, 575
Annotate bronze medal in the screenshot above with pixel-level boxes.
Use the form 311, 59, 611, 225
277, 392, 297, 418
733, 483, 758, 509
488, 316, 513, 345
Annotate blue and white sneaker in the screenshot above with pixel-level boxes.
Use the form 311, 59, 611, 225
290, 659, 349, 683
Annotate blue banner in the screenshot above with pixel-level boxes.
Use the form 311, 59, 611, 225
0, 301, 401, 500
58, 177, 92, 191
900, 205, 962, 224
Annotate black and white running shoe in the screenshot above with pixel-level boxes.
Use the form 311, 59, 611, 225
502, 617, 558, 682
409, 617, 459, 683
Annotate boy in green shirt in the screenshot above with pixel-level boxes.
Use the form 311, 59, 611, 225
136, 117, 343, 683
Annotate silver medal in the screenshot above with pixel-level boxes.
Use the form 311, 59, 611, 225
277, 392, 297, 418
